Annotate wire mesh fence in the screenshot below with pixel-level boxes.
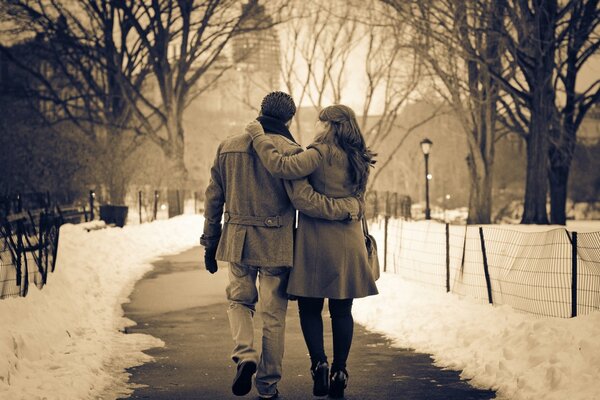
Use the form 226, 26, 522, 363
576, 231, 600, 316
371, 218, 600, 318
364, 191, 411, 220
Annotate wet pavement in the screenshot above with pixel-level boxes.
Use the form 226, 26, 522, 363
121, 246, 496, 400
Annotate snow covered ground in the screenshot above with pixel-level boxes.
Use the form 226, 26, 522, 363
354, 219, 600, 400
1, 214, 599, 399
0, 216, 203, 400
354, 274, 600, 400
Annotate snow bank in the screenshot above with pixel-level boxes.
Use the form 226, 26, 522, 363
0, 215, 203, 400
354, 274, 600, 400
3, 213, 599, 400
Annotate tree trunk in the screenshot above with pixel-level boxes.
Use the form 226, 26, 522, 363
548, 159, 569, 225
163, 101, 189, 189
164, 106, 189, 187
167, 154, 188, 187
548, 123, 576, 225
520, 0, 556, 225
521, 112, 550, 224
92, 130, 130, 205
107, 173, 127, 205
466, 154, 492, 224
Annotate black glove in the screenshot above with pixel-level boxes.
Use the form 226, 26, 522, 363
204, 245, 218, 274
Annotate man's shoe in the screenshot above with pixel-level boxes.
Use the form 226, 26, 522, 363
311, 361, 329, 396
328, 369, 348, 399
258, 389, 279, 399
232, 360, 257, 396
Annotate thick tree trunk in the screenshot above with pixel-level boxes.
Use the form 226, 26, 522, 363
107, 173, 127, 205
167, 154, 188, 187
521, 112, 550, 224
548, 160, 569, 225
93, 130, 130, 205
522, 78, 552, 225
466, 154, 492, 224
467, 172, 493, 224
164, 111, 189, 187
520, 1, 556, 225
548, 125, 576, 225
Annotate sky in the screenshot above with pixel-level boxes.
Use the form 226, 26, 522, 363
275, 1, 600, 115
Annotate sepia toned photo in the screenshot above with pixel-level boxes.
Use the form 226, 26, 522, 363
1, 1, 599, 399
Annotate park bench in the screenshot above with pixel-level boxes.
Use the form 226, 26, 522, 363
0, 209, 61, 297
56, 204, 89, 225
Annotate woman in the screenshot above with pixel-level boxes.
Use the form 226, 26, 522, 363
245, 104, 378, 399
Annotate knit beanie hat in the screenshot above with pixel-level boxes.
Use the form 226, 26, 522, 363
260, 91, 296, 122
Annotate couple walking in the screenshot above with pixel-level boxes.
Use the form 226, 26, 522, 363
200, 91, 378, 399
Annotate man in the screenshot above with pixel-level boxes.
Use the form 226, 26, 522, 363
200, 92, 360, 399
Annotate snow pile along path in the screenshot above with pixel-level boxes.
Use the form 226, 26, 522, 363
0, 215, 203, 400
354, 273, 600, 400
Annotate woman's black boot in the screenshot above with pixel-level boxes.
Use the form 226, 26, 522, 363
328, 369, 348, 399
311, 361, 329, 396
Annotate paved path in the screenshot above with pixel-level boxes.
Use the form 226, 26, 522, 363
122, 247, 496, 400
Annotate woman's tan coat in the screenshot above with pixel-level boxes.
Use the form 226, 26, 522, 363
252, 134, 378, 299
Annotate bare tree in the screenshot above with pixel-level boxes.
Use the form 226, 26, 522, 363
548, 0, 600, 224
277, 0, 436, 191
113, 0, 287, 183
277, 0, 360, 144
3, 0, 288, 193
356, 9, 446, 192
492, 0, 561, 224
384, 0, 506, 223
496, 0, 599, 224
1, 0, 150, 203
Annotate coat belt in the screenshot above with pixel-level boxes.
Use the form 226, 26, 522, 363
223, 211, 282, 228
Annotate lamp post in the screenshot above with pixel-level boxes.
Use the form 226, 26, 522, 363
420, 138, 433, 220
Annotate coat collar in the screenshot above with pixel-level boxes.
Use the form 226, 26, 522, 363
257, 115, 298, 145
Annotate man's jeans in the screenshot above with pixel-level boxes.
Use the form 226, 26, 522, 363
226, 263, 290, 397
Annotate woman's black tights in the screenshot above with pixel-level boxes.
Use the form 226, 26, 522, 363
297, 297, 354, 373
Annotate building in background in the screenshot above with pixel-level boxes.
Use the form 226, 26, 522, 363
193, 0, 281, 116
184, 0, 282, 185
231, 0, 281, 108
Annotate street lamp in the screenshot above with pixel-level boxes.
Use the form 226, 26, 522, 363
420, 138, 433, 220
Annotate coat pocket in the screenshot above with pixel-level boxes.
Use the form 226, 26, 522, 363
221, 227, 247, 263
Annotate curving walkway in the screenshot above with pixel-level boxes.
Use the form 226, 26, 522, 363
121, 246, 496, 400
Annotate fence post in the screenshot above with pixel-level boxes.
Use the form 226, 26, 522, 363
194, 191, 198, 214
383, 191, 391, 273
15, 221, 22, 287
176, 189, 181, 216
89, 190, 95, 221
153, 190, 159, 221
138, 191, 143, 224
445, 223, 450, 292
15, 220, 30, 296
384, 216, 389, 273
571, 231, 578, 318
38, 211, 47, 284
478, 227, 493, 304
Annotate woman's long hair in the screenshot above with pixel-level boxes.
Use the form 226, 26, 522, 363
316, 105, 376, 195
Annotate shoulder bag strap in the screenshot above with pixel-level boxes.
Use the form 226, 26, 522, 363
361, 216, 369, 237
